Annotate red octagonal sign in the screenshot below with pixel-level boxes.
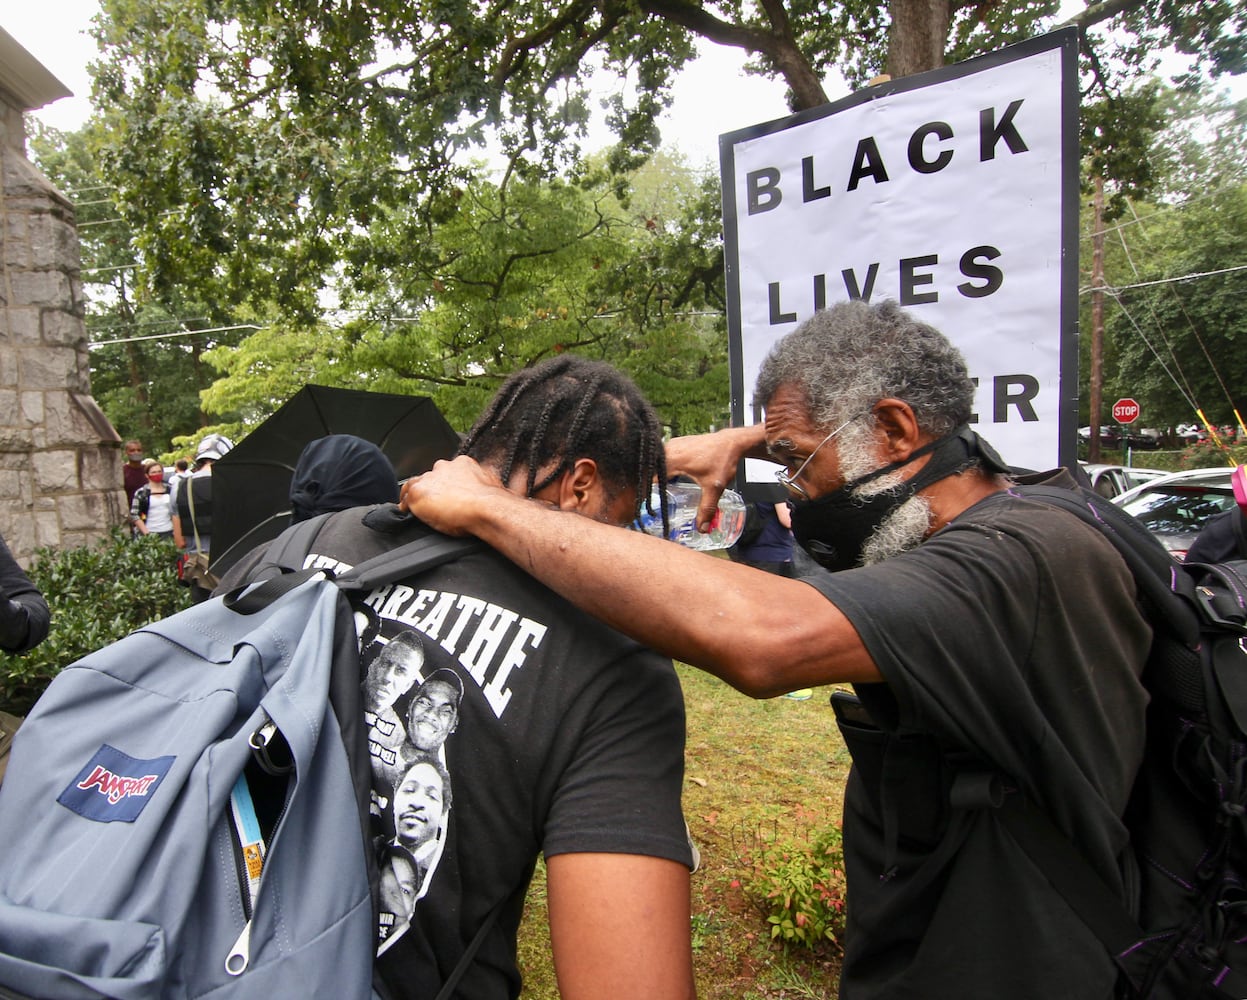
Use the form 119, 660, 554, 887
1112, 398, 1141, 424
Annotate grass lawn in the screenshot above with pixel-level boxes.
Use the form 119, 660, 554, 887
517, 663, 853, 999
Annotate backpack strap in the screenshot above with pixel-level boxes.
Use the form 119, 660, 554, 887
994, 793, 1144, 956
1013, 483, 1200, 647
226, 513, 483, 613
335, 533, 483, 592
1232, 508, 1247, 561
259, 511, 337, 573
431, 895, 507, 1000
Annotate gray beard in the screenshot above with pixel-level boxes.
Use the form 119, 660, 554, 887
858, 494, 933, 566
837, 426, 935, 567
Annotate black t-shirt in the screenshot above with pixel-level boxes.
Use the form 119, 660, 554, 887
282, 508, 692, 1000
806, 475, 1151, 1000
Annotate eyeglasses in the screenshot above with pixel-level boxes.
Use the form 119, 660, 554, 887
775, 415, 858, 499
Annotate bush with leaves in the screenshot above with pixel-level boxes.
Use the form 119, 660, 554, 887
1, 529, 192, 716
1179, 439, 1247, 471
734, 819, 847, 955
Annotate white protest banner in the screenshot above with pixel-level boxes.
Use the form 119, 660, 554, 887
720, 29, 1079, 485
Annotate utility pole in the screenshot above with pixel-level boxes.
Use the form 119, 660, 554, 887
1089, 176, 1106, 464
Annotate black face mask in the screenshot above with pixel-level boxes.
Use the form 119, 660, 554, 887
789, 426, 1008, 572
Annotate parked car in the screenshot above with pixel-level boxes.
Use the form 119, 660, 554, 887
1079, 462, 1168, 500
1078, 425, 1163, 451
1111, 467, 1238, 559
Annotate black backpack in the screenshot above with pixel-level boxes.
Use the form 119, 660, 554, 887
999, 483, 1247, 1000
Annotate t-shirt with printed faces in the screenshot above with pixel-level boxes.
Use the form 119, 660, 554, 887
806, 472, 1151, 1000
297, 507, 693, 1000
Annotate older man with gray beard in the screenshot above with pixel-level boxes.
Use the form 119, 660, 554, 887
401, 299, 1151, 1000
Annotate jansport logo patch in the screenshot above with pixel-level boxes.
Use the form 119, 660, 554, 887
57, 744, 175, 823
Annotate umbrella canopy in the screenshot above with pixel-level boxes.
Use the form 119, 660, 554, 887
209, 385, 461, 576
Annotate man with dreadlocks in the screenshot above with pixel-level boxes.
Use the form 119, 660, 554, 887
221, 356, 695, 1000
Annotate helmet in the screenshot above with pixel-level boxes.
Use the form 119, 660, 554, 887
195, 433, 235, 464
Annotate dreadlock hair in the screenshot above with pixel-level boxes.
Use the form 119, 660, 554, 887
459, 355, 670, 534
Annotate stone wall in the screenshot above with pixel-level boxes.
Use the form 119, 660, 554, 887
0, 90, 125, 567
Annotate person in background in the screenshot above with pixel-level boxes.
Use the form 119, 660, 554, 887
214, 434, 399, 590
0, 533, 49, 655
1184, 471, 1247, 563
171, 433, 235, 602
171, 434, 235, 557
129, 462, 175, 540
288, 434, 399, 523
170, 459, 192, 489
728, 500, 795, 577
121, 440, 147, 507
400, 300, 1151, 1000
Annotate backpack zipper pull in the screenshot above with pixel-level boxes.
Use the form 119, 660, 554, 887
225, 918, 252, 976
249, 715, 293, 775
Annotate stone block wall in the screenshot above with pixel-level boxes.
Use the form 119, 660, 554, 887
0, 90, 125, 566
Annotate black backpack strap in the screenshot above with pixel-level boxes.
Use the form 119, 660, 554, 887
227, 514, 483, 609
1233, 509, 1247, 561
995, 792, 1144, 957
1015, 484, 1200, 646
336, 533, 484, 592
260, 511, 337, 573
221, 513, 339, 613
431, 895, 507, 1000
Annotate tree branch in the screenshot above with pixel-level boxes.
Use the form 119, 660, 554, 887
1058, 0, 1147, 31
640, 0, 828, 109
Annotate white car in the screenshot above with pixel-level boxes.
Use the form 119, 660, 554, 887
1111, 467, 1238, 559
1079, 462, 1168, 499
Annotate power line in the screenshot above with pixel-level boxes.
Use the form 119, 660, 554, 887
1102, 263, 1247, 293
88, 324, 262, 348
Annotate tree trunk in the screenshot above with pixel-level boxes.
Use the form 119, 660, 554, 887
887, 0, 953, 78
1089, 177, 1106, 465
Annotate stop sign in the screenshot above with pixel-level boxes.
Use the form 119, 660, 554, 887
1112, 398, 1141, 424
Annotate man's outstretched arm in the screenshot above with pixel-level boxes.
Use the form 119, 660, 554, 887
400, 453, 881, 694
546, 853, 695, 1000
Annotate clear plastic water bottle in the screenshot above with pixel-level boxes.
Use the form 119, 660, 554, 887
634, 482, 748, 551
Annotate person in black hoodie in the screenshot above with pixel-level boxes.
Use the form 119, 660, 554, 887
214, 435, 399, 590
0, 533, 49, 655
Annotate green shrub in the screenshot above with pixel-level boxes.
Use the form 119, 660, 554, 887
1, 529, 192, 715
734, 820, 847, 955
1178, 440, 1247, 471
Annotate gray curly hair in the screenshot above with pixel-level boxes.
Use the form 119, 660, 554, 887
754, 300, 975, 438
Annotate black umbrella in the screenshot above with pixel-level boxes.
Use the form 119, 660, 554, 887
209, 385, 461, 577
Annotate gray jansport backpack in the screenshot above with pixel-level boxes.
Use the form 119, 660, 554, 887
0, 520, 477, 1000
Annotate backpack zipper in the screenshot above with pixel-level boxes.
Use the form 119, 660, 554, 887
225, 772, 265, 975
225, 718, 297, 977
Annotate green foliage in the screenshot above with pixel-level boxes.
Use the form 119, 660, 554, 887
1103, 182, 1247, 430
1176, 439, 1247, 472
81, 0, 1243, 339
194, 164, 731, 436
0, 530, 192, 716
735, 821, 847, 955
1081, 82, 1167, 220
39, 1, 1246, 453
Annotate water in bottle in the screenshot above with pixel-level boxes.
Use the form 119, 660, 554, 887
634, 482, 747, 551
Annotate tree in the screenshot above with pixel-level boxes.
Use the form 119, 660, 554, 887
1102, 182, 1247, 432
88, 0, 1244, 329
1078, 85, 1247, 436
194, 160, 730, 436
